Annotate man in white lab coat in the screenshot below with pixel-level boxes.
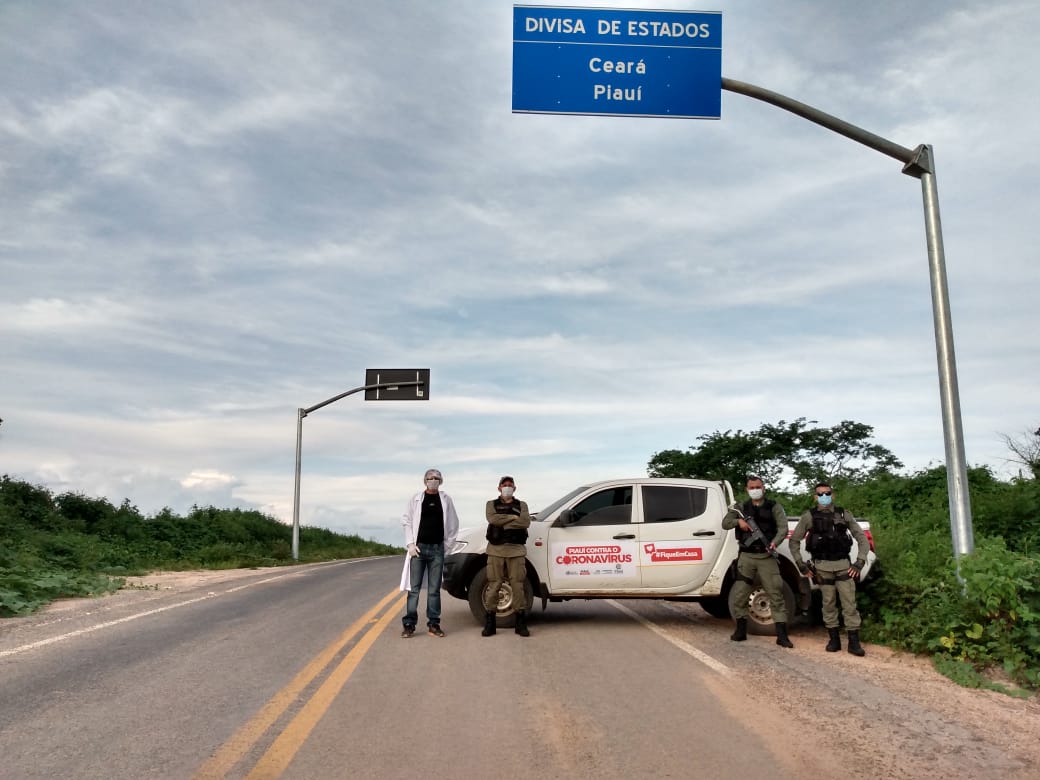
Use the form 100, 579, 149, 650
400, 468, 459, 638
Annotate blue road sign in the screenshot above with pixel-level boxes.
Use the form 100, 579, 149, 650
513, 6, 722, 119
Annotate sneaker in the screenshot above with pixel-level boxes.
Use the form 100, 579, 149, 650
401, 626, 415, 638
427, 624, 446, 638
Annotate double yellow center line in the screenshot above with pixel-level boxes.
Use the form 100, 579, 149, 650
193, 589, 405, 779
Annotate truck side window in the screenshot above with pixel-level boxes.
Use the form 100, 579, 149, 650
570, 487, 633, 526
642, 486, 707, 523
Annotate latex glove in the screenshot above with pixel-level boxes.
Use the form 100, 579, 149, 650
406, 543, 419, 558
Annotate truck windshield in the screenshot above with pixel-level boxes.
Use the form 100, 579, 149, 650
533, 485, 590, 521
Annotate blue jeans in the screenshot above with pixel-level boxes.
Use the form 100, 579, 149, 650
404, 543, 444, 628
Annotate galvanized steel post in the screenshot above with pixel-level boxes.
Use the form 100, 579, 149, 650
722, 79, 974, 558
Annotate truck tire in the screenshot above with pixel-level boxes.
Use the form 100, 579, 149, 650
466, 568, 534, 628
729, 580, 796, 636
699, 596, 731, 619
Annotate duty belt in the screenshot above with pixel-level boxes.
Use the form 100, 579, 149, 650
814, 570, 853, 584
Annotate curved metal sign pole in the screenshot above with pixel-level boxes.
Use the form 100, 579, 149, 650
291, 380, 425, 561
722, 78, 974, 560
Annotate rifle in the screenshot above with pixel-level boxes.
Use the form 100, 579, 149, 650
732, 504, 779, 559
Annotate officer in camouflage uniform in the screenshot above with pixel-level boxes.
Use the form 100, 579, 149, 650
722, 475, 793, 648
789, 481, 869, 656
482, 476, 532, 637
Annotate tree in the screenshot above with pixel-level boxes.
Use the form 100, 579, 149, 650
785, 419, 904, 486
1000, 426, 1040, 480
647, 418, 903, 490
647, 429, 784, 487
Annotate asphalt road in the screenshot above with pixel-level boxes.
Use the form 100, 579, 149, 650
1, 558, 1037, 779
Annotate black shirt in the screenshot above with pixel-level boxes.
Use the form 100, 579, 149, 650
417, 491, 445, 544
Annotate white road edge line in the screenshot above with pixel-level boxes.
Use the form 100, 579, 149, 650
606, 599, 733, 678
0, 560, 362, 659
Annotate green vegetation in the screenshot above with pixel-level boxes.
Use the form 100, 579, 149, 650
0, 475, 400, 617
650, 421, 1040, 693
839, 468, 1040, 694
649, 417, 903, 488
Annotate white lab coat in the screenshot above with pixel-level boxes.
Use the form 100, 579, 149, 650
399, 489, 460, 591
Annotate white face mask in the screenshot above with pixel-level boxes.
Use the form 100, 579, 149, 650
425, 479, 440, 490
747, 488, 764, 500
500, 486, 515, 498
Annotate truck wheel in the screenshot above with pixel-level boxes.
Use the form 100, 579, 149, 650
729, 580, 796, 636
466, 568, 534, 628
699, 596, 731, 619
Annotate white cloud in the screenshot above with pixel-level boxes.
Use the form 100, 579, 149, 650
3, 297, 137, 332
179, 469, 238, 490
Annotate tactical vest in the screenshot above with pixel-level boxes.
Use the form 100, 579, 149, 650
486, 499, 529, 545
806, 507, 853, 560
736, 499, 778, 552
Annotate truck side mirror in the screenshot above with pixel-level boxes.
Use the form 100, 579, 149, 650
555, 509, 576, 527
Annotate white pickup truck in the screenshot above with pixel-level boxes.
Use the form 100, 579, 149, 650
441, 477, 876, 635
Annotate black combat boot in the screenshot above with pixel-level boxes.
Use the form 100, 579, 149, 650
730, 617, 747, 641
514, 610, 530, 637
847, 629, 866, 657
775, 622, 794, 648
481, 611, 497, 637
825, 628, 841, 652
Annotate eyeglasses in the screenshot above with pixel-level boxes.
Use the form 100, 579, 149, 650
816, 490, 832, 497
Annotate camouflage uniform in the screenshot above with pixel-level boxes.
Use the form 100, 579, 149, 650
789, 504, 869, 655
722, 498, 791, 646
483, 489, 531, 636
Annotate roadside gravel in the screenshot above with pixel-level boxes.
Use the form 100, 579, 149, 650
654, 600, 1040, 780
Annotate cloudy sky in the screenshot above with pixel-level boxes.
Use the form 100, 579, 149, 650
2, 1, 1037, 546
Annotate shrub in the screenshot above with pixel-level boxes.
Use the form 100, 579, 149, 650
0, 477, 400, 617
938, 538, 1040, 688
0, 566, 120, 617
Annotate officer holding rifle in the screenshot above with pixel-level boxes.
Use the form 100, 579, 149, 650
722, 475, 794, 648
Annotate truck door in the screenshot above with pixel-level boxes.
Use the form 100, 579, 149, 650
545, 484, 641, 592
637, 484, 727, 591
